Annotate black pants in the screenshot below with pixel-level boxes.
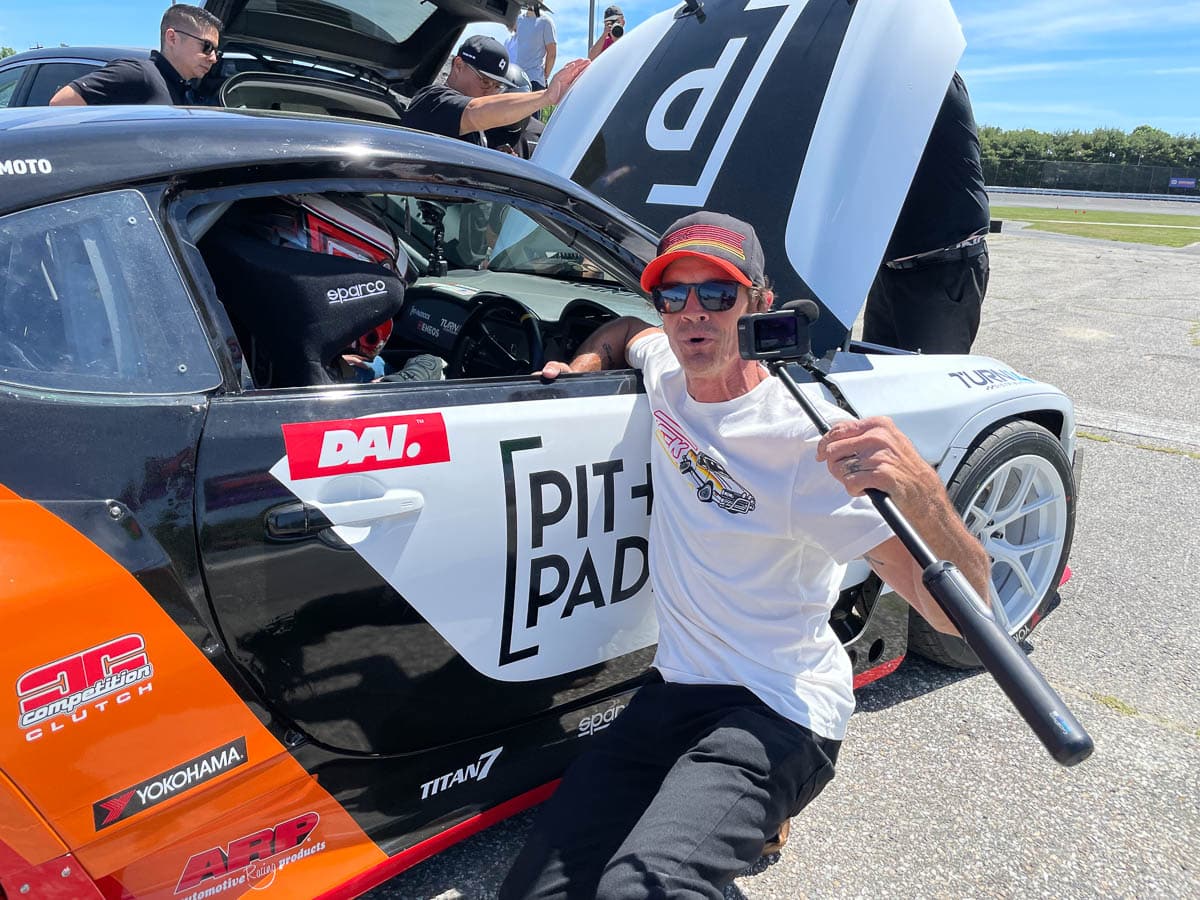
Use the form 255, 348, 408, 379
862, 245, 989, 354
499, 677, 840, 900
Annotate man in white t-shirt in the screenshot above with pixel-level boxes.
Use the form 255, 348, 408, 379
514, 2, 557, 90
499, 211, 989, 900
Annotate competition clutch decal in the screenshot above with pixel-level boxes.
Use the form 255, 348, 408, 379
653, 410, 756, 516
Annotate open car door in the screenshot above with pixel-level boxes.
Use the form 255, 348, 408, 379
534, 0, 965, 356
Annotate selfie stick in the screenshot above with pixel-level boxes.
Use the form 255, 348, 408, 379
757, 301, 1093, 767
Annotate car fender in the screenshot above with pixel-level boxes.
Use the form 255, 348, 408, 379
823, 352, 1075, 480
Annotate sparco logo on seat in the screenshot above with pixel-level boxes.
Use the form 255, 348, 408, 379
327, 280, 387, 303
93, 737, 248, 830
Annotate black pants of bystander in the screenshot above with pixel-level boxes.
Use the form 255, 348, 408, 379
862, 245, 989, 354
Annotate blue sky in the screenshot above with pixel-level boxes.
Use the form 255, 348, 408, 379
4, 1, 1199, 135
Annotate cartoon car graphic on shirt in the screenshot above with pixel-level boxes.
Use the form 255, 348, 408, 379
0, 1, 1078, 897
679, 449, 757, 514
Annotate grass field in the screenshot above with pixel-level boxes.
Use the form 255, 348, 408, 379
991, 205, 1200, 247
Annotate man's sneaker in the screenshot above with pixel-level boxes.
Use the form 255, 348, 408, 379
761, 819, 790, 856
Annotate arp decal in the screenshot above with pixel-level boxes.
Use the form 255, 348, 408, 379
654, 410, 756, 515
16, 633, 154, 741
269, 397, 660, 683
93, 737, 248, 830
281, 412, 451, 480
948, 368, 1035, 390
420, 747, 503, 800
175, 810, 324, 897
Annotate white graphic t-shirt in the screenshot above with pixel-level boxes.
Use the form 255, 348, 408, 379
628, 333, 893, 739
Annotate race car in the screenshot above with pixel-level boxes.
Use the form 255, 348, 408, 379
0, 1, 1078, 897
678, 449, 757, 514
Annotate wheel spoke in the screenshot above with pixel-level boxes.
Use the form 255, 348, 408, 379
990, 542, 1038, 599
993, 492, 1057, 529
981, 476, 1005, 519
989, 470, 1036, 528
1008, 533, 1059, 554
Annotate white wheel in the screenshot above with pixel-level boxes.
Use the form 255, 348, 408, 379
908, 419, 1076, 669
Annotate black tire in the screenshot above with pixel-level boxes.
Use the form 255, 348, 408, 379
907, 419, 1076, 669
697, 481, 715, 503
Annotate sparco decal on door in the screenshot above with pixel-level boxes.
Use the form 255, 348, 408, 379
175, 810, 324, 896
16, 633, 154, 741
270, 396, 660, 682
93, 737, 249, 830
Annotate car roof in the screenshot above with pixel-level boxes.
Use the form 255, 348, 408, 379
0, 105, 651, 242
0, 46, 151, 66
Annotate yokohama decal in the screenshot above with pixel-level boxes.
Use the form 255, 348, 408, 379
281, 413, 450, 480
93, 737, 248, 830
175, 811, 323, 895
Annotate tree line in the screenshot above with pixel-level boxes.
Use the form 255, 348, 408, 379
980, 124, 1200, 169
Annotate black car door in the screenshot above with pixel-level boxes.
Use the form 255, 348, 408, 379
191, 184, 660, 758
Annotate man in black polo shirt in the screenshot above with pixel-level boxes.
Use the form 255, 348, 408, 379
863, 72, 991, 354
402, 35, 587, 148
50, 4, 222, 107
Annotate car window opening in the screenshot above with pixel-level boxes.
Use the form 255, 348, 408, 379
194, 189, 643, 390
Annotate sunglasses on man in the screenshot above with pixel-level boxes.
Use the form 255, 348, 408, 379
173, 28, 220, 57
651, 280, 743, 314
466, 63, 504, 94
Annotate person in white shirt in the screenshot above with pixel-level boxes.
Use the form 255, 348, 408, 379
514, 2, 557, 90
500, 211, 989, 900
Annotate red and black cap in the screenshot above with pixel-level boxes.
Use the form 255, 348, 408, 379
640, 211, 766, 291
458, 35, 520, 89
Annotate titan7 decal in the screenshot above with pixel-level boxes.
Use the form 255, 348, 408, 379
420, 747, 504, 801
270, 397, 660, 682
93, 738, 248, 831
653, 410, 757, 515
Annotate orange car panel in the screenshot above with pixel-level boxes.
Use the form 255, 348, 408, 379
0, 490, 386, 896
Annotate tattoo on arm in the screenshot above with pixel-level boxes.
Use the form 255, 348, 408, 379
864, 552, 886, 570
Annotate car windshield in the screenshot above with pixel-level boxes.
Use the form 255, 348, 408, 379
237, 0, 434, 43
380, 196, 621, 283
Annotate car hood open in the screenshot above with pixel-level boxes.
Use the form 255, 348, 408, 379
534, 0, 966, 356
204, 0, 514, 93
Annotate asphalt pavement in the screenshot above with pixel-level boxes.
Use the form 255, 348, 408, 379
368, 221, 1200, 899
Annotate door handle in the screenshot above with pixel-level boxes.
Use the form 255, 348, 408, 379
265, 501, 334, 539
319, 489, 425, 527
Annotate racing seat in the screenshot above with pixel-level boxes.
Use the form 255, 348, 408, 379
202, 225, 405, 388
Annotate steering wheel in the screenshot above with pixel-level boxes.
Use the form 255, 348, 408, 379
447, 292, 545, 379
